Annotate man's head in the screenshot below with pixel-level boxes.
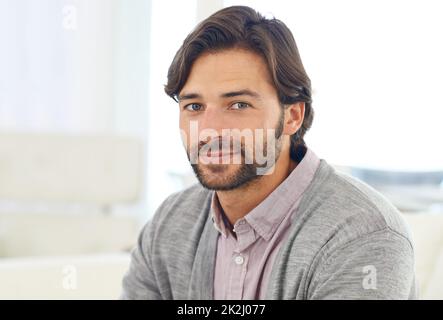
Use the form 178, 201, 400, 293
165, 6, 313, 190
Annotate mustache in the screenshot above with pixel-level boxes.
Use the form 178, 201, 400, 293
195, 136, 246, 154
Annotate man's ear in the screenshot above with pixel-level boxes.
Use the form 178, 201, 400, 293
283, 102, 305, 135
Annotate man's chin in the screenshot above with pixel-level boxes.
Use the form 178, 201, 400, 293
194, 164, 238, 189
191, 163, 260, 191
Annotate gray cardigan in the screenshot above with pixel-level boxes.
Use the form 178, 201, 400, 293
120, 160, 418, 299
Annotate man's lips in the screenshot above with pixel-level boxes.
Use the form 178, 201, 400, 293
206, 150, 239, 157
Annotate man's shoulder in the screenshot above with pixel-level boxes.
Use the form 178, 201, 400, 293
150, 183, 212, 229
335, 169, 411, 237
303, 161, 414, 247
160, 183, 210, 210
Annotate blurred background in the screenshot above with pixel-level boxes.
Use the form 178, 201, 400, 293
0, 0, 442, 299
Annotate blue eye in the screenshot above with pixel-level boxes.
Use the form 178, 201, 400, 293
230, 102, 250, 110
185, 103, 202, 111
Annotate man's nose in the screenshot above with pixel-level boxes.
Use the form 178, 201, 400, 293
198, 105, 226, 133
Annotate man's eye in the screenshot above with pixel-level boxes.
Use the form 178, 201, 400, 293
230, 102, 250, 110
184, 103, 203, 111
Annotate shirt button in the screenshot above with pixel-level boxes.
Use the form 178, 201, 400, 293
234, 255, 244, 265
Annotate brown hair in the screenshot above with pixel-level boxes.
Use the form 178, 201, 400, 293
165, 5, 313, 160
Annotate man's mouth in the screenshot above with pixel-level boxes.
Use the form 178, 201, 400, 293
206, 150, 236, 157
206, 149, 242, 160
200, 149, 242, 164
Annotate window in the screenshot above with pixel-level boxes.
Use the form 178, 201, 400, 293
224, 0, 443, 171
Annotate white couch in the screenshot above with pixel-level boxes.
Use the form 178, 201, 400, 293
0, 253, 130, 300
0, 212, 136, 299
0, 131, 142, 299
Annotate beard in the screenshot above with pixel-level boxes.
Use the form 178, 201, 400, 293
187, 112, 285, 191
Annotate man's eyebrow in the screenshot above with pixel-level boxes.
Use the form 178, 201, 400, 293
178, 89, 261, 102
177, 93, 202, 102
221, 89, 261, 100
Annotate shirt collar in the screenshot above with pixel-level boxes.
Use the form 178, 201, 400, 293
211, 148, 320, 241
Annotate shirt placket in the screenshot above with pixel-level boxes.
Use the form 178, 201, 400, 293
226, 219, 257, 299
226, 250, 248, 299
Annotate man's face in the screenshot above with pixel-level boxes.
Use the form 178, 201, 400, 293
178, 48, 286, 190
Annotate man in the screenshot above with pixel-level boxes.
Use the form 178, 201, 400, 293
121, 6, 417, 299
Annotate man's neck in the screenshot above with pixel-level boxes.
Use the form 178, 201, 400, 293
216, 148, 297, 227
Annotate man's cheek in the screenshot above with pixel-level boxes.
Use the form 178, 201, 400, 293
179, 128, 190, 150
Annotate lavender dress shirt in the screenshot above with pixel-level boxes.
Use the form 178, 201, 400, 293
212, 148, 320, 299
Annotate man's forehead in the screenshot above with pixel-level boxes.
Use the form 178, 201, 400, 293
181, 53, 273, 98
176, 48, 277, 102
190, 50, 267, 75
